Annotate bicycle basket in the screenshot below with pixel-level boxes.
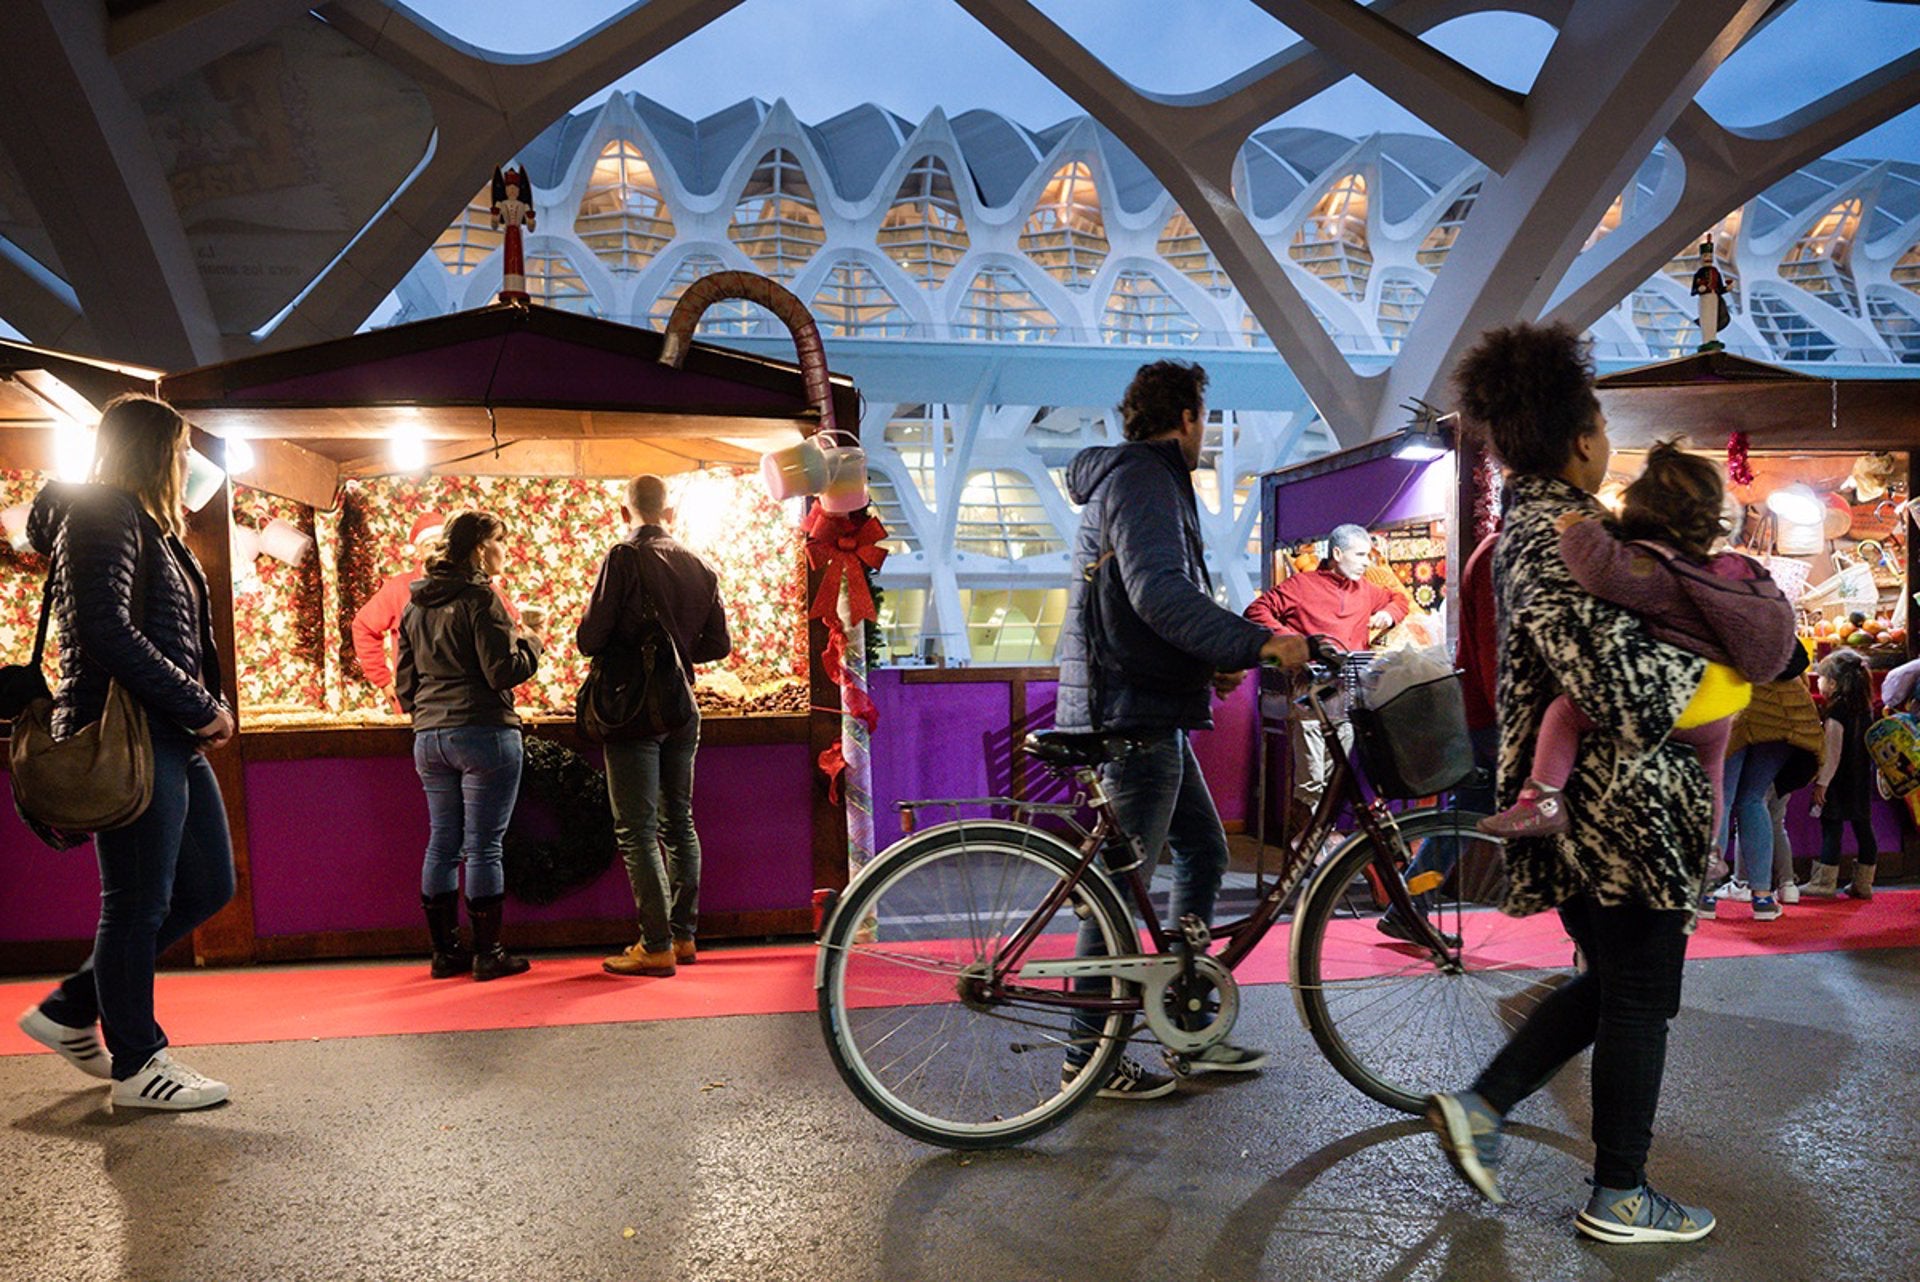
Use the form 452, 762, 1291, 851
1349, 670, 1474, 800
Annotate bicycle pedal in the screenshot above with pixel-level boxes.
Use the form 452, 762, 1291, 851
1177, 914, 1211, 952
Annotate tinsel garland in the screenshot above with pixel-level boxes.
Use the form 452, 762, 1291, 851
1726, 431, 1754, 489
502, 735, 616, 905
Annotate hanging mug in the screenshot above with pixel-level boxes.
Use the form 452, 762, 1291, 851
818, 437, 869, 514
258, 517, 315, 566
759, 436, 829, 500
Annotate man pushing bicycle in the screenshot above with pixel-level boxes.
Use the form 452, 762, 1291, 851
1054, 359, 1333, 1098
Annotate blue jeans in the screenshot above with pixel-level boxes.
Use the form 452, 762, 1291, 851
1719, 742, 1793, 891
1067, 730, 1227, 1065
414, 727, 524, 900
39, 737, 235, 1080
603, 711, 702, 951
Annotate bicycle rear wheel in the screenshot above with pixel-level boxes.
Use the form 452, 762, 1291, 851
1291, 809, 1576, 1114
817, 821, 1137, 1149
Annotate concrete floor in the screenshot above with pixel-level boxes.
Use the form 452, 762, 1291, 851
2, 944, 1917, 1282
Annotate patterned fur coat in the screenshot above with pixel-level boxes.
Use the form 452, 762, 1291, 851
1495, 474, 1712, 922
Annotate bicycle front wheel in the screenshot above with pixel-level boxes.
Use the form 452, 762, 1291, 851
816, 821, 1138, 1149
1292, 809, 1576, 1114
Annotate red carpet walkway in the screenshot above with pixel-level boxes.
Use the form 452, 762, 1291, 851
2, 890, 1912, 1060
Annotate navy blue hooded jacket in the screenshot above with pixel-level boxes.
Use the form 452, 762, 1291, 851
27, 482, 225, 742
1054, 438, 1269, 733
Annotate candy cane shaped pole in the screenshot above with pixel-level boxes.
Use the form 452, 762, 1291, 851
659, 270, 873, 876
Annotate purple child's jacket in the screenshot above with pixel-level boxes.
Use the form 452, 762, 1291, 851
1559, 519, 1798, 684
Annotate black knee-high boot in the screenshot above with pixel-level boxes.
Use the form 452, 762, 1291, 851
422, 891, 470, 979
466, 893, 530, 981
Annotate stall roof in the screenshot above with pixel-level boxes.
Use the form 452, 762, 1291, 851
1595, 350, 1917, 451
157, 303, 856, 483
0, 339, 160, 429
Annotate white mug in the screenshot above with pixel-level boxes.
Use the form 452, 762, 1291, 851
257, 517, 314, 566
759, 437, 829, 500
818, 444, 869, 514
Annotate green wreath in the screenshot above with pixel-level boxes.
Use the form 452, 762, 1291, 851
503, 735, 616, 905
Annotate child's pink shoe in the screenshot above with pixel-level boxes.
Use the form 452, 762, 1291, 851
1478, 783, 1570, 838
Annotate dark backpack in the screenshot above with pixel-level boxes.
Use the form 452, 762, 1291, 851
574, 544, 695, 743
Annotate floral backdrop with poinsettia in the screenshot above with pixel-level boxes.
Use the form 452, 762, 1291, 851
231, 487, 328, 711
248, 470, 807, 718
0, 472, 56, 675
0, 469, 807, 720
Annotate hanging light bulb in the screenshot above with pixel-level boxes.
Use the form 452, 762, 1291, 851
225, 432, 256, 476
1766, 483, 1823, 527
54, 420, 95, 482
390, 409, 427, 473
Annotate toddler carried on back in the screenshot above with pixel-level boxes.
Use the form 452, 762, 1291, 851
1481, 441, 1796, 842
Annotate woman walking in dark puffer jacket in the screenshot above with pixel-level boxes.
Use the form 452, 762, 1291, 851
396, 509, 542, 980
14, 394, 238, 1112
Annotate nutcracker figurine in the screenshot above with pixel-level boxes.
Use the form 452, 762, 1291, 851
1689, 240, 1730, 353
491, 165, 535, 304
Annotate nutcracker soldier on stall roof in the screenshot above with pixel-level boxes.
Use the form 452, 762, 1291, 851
491, 165, 535, 304
1689, 239, 1730, 353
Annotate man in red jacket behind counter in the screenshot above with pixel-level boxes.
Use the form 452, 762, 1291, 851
1245, 523, 1408, 649
353, 511, 522, 711
1245, 523, 1407, 838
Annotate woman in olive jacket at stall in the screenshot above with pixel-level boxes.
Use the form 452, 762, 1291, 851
14, 394, 239, 1113
395, 510, 543, 981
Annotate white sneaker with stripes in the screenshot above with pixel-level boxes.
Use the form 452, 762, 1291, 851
110, 1051, 229, 1112
17, 1005, 111, 1080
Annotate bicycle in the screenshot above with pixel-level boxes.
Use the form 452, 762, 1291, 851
814, 655, 1574, 1149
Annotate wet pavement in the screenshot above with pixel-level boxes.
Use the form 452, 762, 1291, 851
2, 942, 1916, 1282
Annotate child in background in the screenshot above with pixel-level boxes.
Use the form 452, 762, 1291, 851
1804, 649, 1878, 900
1480, 442, 1796, 847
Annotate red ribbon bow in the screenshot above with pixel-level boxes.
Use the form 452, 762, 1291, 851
803, 508, 888, 626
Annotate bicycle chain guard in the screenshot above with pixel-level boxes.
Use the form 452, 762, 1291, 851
1014, 952, 1240, 1054
1145, 955, 1238, 1055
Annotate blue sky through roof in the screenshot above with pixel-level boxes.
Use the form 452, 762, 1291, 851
403, 0, 1920, 159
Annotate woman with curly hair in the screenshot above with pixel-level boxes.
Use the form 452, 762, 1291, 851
1479, 440, 1795, 846
1424, 324, 1731, 1244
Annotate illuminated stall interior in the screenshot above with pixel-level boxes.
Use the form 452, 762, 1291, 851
1594, 351, 1915, 671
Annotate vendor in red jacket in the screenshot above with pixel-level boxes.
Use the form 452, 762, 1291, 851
353, 512, 522, 709
1245, 523, 1407, 837
1245, 523, 1408, 650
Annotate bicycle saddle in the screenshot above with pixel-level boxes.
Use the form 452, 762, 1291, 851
1021, 731, 1137, 768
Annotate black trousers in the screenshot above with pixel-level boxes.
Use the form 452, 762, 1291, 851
1472, 894, 1690, 1190
1818, 805, 1877, 868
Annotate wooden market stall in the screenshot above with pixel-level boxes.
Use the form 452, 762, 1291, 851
1595, 350, 1918, 874
1249, 424, 1465, 851
0, 303, 862, 971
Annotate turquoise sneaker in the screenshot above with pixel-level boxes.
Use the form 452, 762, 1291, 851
1426, 1090, 1505, 1203
1575, 1182, 1716, 1244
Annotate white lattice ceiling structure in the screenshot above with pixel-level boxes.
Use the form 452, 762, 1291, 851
2, 0, 1919, 446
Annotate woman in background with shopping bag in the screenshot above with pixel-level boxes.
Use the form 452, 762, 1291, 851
14, 394, 238, 1113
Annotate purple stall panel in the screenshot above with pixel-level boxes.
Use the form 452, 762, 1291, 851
868, 672, 1259, 833
869, 672, 1015, 838
1271, 455, 1451, 544
0, 768, 101, 942
1191, 679, 1257, 827
1780, 787, 1909, 873
245, 741, 815, 937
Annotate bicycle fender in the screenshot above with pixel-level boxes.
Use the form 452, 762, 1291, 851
813, 819, 1118, 991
